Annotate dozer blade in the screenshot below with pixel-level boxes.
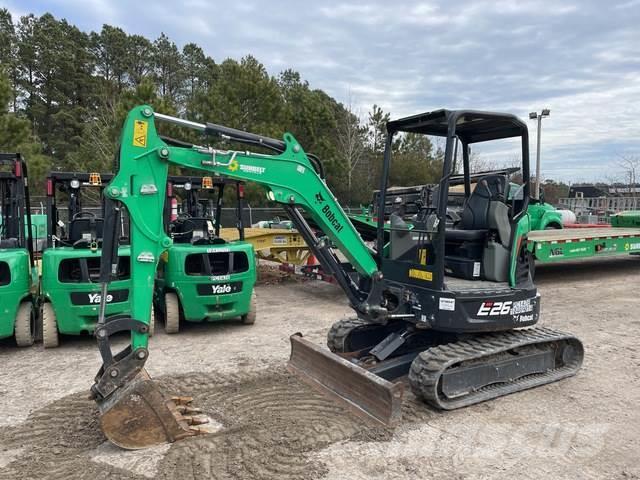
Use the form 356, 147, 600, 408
287, 333, 404, 426
97, 369, 199, 450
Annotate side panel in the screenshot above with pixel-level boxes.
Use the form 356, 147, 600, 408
0, 250, 30, 338
41, 247, 133, 334
509, 213, 531, 286
531, 235, 640, 262
160, 242, 256, 321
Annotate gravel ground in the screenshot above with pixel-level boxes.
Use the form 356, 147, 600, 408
0, 257, 639, 479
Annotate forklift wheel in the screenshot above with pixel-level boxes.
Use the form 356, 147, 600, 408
241, 293, 257, 325
164, 293, 180, 334
42, 303, 59, 348
14, 302, 35, 347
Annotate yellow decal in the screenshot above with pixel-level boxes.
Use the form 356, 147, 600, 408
418, 248, 428, 265
409, 268, 432, 281
133, 120, 148, 148
228, 159, 239, 172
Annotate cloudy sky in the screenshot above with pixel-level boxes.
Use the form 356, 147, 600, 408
6, 0, 640, 182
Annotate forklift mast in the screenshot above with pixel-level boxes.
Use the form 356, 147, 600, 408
45, 172, 114, 248
0, 153, 34, 266
166, 175, 246, 241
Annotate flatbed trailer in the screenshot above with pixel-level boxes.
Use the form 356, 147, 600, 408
528, 227, 640, 262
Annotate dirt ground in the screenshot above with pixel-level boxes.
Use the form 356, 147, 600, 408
1, 257, 639, 479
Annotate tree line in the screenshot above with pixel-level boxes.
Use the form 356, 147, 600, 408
0, 10, 445, 205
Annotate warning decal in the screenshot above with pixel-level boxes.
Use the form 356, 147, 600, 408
409, 268, 433, 281
133, 120, 148, 148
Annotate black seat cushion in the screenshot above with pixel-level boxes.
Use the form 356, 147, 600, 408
460, 180, 492, 230
172, 217, 214, 244
69, 218, 104, 243
0, 238, 19, 248
445, 229, 487, 242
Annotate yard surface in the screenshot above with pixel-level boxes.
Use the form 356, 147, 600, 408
0, 257, 639, 479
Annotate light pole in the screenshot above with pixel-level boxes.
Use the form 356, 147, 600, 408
529, 109, 550, 200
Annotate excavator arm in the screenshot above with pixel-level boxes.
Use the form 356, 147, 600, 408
92, 105, 392, 449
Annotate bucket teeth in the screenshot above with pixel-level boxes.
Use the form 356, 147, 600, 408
182, 414, 209, 426
171, 396, 194, 405
176, 405, 202, 414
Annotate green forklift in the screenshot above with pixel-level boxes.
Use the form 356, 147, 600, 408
155, 174, 257, 333
40, 172, 145, 347
0, 153, 37, 346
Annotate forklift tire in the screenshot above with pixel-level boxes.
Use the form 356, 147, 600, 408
164, 293, 180, 334
42, 303, 59, 348
241, 293, 257, 325
14, 301, 35, 347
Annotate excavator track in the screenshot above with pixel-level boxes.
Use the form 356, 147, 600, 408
328, 318, 382, 353
408, 327, 583, 410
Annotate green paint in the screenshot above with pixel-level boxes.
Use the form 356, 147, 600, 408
0, 249, 31, 339
155, 242, 256, 322
529, 234, 640, 262
611, 211, 640, 228
527, 201, 563, 231
41, 246, 133, 334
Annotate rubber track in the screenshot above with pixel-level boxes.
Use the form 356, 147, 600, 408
326, 317, 369, 353
408, 327, 583, 410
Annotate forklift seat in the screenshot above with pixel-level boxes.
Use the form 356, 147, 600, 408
0, 238, 18, 248
172, 217, 216, 244
69, 218, 104, 245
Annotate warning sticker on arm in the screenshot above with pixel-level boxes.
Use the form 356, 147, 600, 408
133, 120, 148, 148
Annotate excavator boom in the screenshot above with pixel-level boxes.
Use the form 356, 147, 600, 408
93, 106, 395, 448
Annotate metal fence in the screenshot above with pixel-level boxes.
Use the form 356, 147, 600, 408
558, 197, 640, 217
28, 204, 364, 229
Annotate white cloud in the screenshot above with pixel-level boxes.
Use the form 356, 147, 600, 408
7, 0, 640, 181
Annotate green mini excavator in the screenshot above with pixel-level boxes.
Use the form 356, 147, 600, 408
91, 106, 583, 449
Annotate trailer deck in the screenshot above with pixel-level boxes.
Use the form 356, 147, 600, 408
528, 227, 640, 262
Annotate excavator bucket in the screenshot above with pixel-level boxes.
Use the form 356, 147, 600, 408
97, 369, 204, 450
287, 333, 404, 426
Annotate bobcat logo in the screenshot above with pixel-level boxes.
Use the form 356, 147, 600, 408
315, 192, 325, 204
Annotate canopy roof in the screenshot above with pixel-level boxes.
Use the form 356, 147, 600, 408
387, 109, 527, 144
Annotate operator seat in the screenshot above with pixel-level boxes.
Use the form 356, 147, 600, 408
69, 218, 104, 247
444, 175, 511, 281
171, 217, 222, 245
0, 237, 19, 248
445, 184, 491, 242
